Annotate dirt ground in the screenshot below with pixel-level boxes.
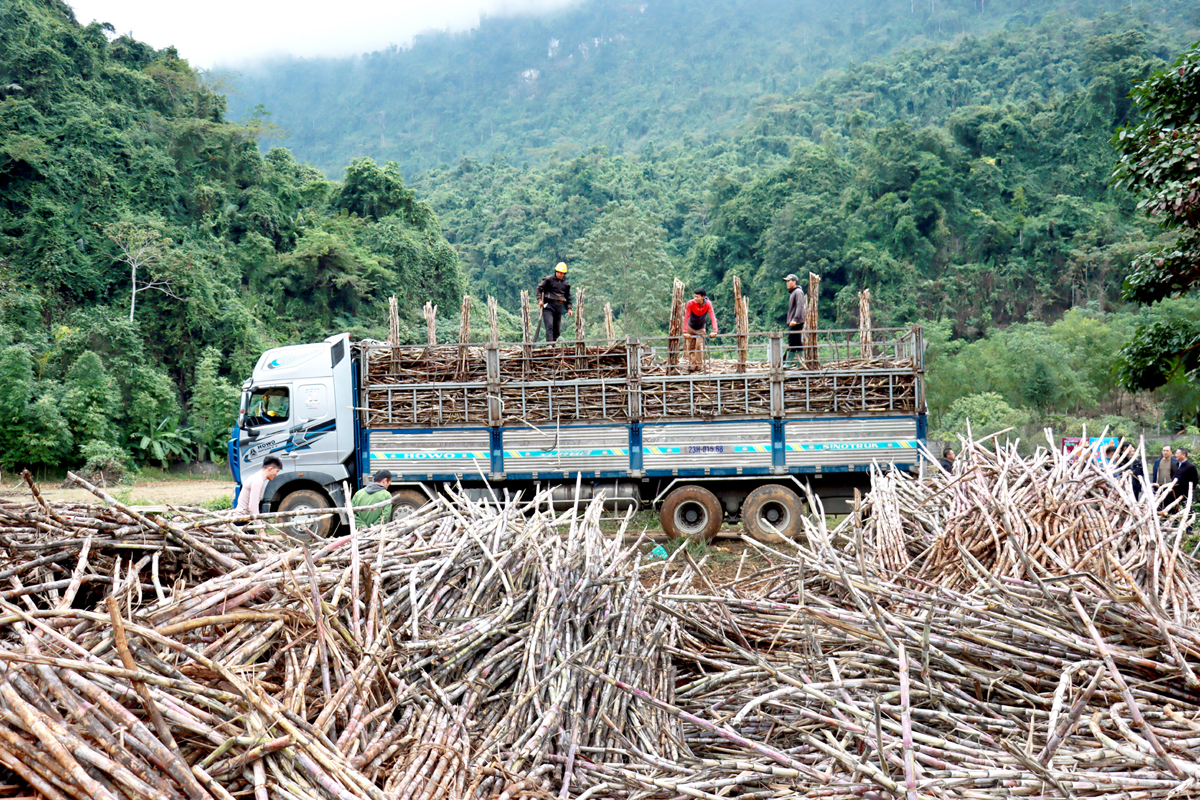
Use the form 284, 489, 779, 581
0, 477, 233, 507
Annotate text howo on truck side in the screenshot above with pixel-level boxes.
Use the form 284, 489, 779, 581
229, 327, 926, 540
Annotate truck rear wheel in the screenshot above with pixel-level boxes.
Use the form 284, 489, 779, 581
277, 489, 334, 540
389, 489, 429, 522
743, 484, 804, 543
660, 485, 722, 543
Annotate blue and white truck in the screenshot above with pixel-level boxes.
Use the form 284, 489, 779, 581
230, 327, 926, 541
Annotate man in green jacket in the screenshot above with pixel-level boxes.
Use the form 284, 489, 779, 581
351, 470, 393, 528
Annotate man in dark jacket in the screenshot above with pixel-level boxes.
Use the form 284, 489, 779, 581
536, 262, 572, 342
939, 447, 956, 474
783, 273, 806, 365
352, 470, 393, 528
1174, 448, 1198, 505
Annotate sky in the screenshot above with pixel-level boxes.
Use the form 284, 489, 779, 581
66, 0, 579, 68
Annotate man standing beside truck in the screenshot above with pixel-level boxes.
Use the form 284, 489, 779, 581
783, 273, 806, 365
536, 262, 572, 342
235, 455, 282, 523
352, 470, 393, 528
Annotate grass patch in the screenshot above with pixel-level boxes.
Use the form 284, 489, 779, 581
664, 536, 742, 564
599, 508, 662, 534
134, 466, 229, 483
112, 487, 158, 506
200, 494, 233, 511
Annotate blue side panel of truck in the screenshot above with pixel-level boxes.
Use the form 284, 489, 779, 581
363, 414, 924, 483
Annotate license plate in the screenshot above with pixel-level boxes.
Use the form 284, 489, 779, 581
686, 445, 727, 454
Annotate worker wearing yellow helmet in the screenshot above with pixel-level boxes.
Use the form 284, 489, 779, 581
536, 262, 572, 342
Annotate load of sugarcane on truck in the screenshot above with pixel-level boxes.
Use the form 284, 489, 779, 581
229, 269, 925, 543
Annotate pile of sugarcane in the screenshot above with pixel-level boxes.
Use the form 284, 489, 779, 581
645, 434, 1200, 797
363, 338, 920, 425
363, 343, 634, 385
0, 483, 688, 800
641, 359, 920, 419
841, 432, 1200, 616
779, 366, 919, 416
1, 433, 1199, 800
0, 472, 287, 593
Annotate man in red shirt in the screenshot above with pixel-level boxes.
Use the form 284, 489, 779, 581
684, 289, 718, 372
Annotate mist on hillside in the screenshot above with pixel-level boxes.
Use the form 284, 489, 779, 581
223, 0, 1197, 178
68, 0, 584, 68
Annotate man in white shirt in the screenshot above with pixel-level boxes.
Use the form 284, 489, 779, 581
235, 456, 282, 520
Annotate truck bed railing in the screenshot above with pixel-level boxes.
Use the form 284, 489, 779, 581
358, 326, 923, 426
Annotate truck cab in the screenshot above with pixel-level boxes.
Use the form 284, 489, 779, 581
230, 333, 356, 536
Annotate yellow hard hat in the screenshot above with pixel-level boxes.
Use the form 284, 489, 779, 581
555, 262, 568, 274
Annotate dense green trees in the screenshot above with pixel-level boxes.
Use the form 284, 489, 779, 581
408, 15, 1199, 430
1114, 41, 1200, 407
405, 14, 1191, 344
1113, 41, 1200, 304
0, 0, 463, 472
574, 204, 675, 336
689, 31, 1175, 332
0, 345, 71, 469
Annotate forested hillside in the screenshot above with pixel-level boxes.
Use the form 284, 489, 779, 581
0, 0, 461, 472
402, 12, 1200, 434
412, 17, 1178, 320
226, 0, 1198, 178
3, 0, 1200, 478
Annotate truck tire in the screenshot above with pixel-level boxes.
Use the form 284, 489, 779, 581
277, 489, 334, 540
660, 485, 722, 543
742, 484, 804, 543
389, 489, 429, 522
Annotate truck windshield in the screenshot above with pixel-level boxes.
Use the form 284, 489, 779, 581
245, 387, 290, 427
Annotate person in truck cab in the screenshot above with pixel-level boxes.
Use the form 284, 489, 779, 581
536, 262, 572, 342
352, 470, 393, 527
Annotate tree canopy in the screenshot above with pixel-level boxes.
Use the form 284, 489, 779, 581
0, 0, 463, 470
1115, 41, 1200, 397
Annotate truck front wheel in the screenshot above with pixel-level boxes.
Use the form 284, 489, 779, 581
277, 489, 334, 540
660, 485, 722, 543
742, 484, 804, 543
